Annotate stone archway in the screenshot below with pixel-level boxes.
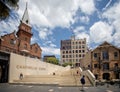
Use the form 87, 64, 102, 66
103, 73, 110, 80
0, 65, 2, 81
0, 52, 10, 83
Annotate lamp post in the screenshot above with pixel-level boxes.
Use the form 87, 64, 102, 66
114, 65, 120, 88
69, 26, 74, 68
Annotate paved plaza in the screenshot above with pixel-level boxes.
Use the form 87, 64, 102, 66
0, 83, 120, 92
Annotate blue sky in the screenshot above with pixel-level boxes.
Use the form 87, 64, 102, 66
0, 0, 120, 59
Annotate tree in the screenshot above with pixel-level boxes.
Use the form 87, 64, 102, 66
62, 62, 72, 67
0, 0, 19, 20
46, 57, 59, 65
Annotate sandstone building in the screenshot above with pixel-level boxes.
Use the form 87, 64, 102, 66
81, 41, 120, 80
92, 42, 120, 80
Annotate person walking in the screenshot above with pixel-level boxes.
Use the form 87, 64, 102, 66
80, 75, 85, 91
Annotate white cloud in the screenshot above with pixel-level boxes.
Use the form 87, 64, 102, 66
41, 47, 60, 56
90, 21, 113, 43
102, 1, 120, 23
79, 16, 90, 23
39, 28, 52, 40
73, 26, 90, 44
113, 32, 120, 47
102, 1, 120, 46
18, 0, 95, 29
0, 14, 19, 35
73, 26, 85, 34
79, 0, 96, 15
76, 32, 90, 43
103, 0, 112, 10
0, 0, 96, 57
44, 41, 57, 48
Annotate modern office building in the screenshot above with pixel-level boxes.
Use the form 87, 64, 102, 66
60, 35, 87, 66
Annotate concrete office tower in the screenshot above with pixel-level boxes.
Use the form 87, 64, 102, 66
60, 36, 87, 67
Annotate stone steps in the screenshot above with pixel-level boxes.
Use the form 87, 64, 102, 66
13, 68, 92, 86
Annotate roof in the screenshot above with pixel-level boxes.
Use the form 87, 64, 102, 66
21, 3, 30, 26
92, 41, 120, 52
44, 55, 56, 58
31, 43, 42, 51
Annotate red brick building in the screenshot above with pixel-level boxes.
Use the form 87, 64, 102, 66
0, 5, 42, 59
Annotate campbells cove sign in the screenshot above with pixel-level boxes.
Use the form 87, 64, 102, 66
8, 53, 67, 83
16, 65, 46, 70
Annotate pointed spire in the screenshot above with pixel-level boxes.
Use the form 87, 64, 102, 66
21, 2, 30, 26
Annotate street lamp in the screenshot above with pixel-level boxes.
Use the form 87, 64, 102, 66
114, 65, 120, 88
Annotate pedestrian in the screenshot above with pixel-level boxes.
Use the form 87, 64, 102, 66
80, 75, 85, 91
77, 70, 79, 75
20, 73, 23, 80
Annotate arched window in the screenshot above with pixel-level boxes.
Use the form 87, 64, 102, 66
35, 47, 38, 53
24, 44, 27, 49
10, 39, 14, 45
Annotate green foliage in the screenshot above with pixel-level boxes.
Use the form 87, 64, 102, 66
46, 57, 59, 65
62, 62, 72, 67
0, 0, 19, 20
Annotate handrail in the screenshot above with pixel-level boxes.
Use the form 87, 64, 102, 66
85, 70, 96, 86
79, 67, 96, 86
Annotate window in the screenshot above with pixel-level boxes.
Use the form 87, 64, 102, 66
102, 51, 109, 60
103, 63, 109, 70
82, 50, 85, 53
82, 45, 85, 48
114, 52, 118, 58
24, 44, 27, 49
79, 54, 81, 57
79, 46, 81, 49
76, 54, 78, 57
76, 50, 78, 53
76, 46, 78, 49
26, 20, 28, 23
94, 53, 97, 58
82, 41, 85, 44
73, 50, 74, 53
35, 47, 38, 53
10, 39, 14, 45
25, 37, 27, 41
82, 54, 85, 57
94, 64, 98, 68
62, 55, 65, 58
115, 63, 118, 67
114, 63, 118, 71
31, 46, 32, 50
62, 47, 65, 49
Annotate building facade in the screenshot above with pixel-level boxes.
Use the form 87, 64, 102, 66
91, 42, 120, 80
0, 5, 42, 59
60, 36, 87, 66
80, 50, 91, 70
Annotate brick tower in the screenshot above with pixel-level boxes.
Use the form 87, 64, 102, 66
16, 3, 33, 54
